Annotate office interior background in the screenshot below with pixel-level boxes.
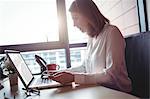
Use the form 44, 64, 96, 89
0, 0, 149, 74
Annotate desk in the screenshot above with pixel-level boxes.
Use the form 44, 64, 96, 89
0, 78, 139, 99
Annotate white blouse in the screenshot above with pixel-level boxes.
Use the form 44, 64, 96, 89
67, 24, 132, 93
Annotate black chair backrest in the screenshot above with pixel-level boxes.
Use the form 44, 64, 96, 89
35, 55, 47, 73
125, 32, 150, 98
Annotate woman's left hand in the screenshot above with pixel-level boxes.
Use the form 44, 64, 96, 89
50, 72, 74, 85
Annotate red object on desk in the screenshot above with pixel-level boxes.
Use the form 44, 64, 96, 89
47, 64, 60, 71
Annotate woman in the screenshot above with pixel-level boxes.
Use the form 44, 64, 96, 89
51, 0, 131, 93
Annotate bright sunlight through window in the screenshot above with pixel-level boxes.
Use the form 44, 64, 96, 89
0, 0, 59, 46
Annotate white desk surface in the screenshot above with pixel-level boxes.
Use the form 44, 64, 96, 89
0, 78, 139, 99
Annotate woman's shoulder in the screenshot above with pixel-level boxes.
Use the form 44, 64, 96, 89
106, 24, 124, 41
96, 24, 121, 40
98, 24, 123, 41
98, 24, 118, 36
105, 24, 121, 36
105, 24, 119, 31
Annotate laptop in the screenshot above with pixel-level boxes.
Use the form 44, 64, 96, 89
5, 50, 65, 90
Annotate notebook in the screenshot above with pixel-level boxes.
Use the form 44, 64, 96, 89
5, 50, 65, 90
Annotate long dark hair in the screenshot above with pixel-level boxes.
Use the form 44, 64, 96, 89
69, 0, 109, 37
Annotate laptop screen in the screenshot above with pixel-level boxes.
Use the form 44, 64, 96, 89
7, 52, 33, 86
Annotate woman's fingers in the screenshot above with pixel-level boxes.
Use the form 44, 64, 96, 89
51, 73, 65, 83
50, 72, 74, 84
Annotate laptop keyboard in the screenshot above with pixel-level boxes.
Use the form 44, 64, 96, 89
35, 78, 52, 85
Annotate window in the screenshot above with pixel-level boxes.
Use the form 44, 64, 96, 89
21, 49, 67, 74
0, 0, 59, 46
146, 0, 150, 30
0, 0, 147, 74
0, 0, 70, 66
70, 47, 87, 67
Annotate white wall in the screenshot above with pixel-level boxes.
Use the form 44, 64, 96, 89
93, 0, 140, 37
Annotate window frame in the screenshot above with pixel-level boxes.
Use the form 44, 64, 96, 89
0, 0, 148, 69
0, 0, 72, 67
137, 0, 149, 32
0, 0, 67, 52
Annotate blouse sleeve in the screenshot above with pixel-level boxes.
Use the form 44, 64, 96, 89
66, 64, 86, 73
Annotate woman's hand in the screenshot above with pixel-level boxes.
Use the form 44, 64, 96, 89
50, 72, 74, 85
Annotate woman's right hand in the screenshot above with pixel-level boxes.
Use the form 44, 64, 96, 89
41, 70, 57, 78
50, 71, 74, 85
